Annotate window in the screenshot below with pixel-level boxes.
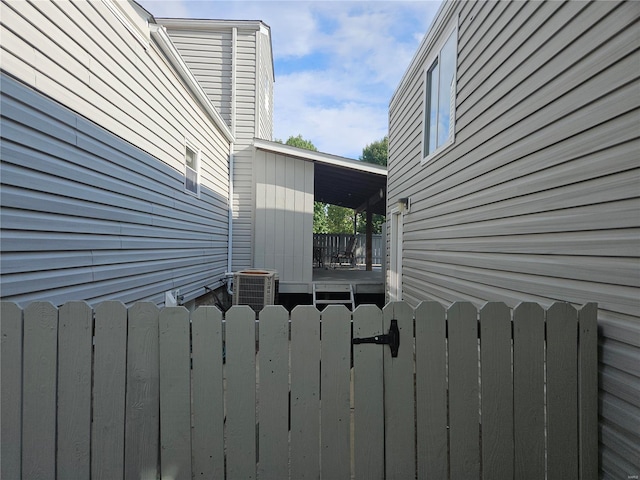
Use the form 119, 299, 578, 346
423, 26, 457, 161
185, 141, 200, 196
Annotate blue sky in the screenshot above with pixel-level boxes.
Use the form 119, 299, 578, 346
137, 1, 442, 158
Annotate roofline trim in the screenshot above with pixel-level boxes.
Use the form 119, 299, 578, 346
149, 24, 235, 143
253, 139, 387, 176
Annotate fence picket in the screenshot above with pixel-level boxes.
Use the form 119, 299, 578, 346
480, 302, 513, 480
383, 301, 416, 479
547, 302, 579, 480
258, 306, 290, 479
92, 301, 128, 480
1, 302, 22, 480
415, 301, 447, 480
353, 304, 384, 480
448, 302, 480, 479
57, 302, 93, 480
22, 302, 58, 480
513, 302, 545, 479
578, 303, 598, 479
159, 307, 192, 480
320, 305, 351, 479
124, 302, 160, 480
191, 306, 224, 479
290, 306, 321, 479
225, 306, 257, 480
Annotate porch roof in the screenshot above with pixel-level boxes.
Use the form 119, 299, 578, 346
253, 139, 387, 215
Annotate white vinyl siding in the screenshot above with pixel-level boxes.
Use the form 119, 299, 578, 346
389, 1, 640, 477
164, 21, 273, 273
253, 149, 314, 283
0, 0, 232, 305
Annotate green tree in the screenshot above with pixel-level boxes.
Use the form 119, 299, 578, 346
360, 136, 388, 166
280, 134, 318, 151
327, 204, 355, 234
358, 136, 387, 233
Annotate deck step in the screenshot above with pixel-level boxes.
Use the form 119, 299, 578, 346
312, 283, 355, 310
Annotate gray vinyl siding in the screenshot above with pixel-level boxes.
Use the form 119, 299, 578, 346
253, 149, 314, 283
1, 75, 229, 306
0, 0, 231, 305
388, 1, 640, 477
257, 28, 274, 141
164, 28, 234, 128
164, 22, 269, 273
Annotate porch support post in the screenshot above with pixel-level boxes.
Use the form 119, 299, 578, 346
366, 205, 373, 271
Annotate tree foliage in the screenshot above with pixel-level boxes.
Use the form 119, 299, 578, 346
360, 136, 388, 166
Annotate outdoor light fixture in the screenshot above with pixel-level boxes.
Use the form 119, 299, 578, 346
398, 197, 411, 212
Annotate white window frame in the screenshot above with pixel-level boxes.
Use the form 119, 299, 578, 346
421, 20, 458, 165
184, 139, 201, 197
388, 205, 404, 302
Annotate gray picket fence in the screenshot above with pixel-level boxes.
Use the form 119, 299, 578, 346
0, 301, 597, 479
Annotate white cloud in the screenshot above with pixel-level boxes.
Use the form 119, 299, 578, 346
138, 0, 440, 157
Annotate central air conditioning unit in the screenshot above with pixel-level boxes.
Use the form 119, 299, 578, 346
232, 270, 277, 312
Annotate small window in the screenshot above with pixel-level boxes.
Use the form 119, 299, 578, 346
185, 142, 200, 196
423, 26, 457, 162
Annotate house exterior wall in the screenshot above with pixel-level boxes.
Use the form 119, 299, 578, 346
163, 20, 275, 274
0, 0, 232, 306
253, 149, 314, 284
388, 1, 639, 477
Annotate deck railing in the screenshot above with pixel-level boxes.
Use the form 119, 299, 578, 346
313, 233, 383, 266
1, 301, 597, 479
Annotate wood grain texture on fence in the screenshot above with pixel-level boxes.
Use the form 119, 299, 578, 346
159, 307, 192, 480
258, 306, 290, 480
191, 306, 224, 479
124, 302, 160, 480
547, 302, 579, 480
290, 306, 321, 479
383, 301, 416, 480
1, 302, 22, 480
57, 301, 93, 480
353, 304, 384, 480
415, 301, 447, 480
1, 300, 598, 480
22, 302, 58, 480
225, 305, 257, 480
579, 303, 599, 479
92, 301, 127, 480
448, 301, 481, 479
513, 302, 545, 479
320, 305, 351, 479
480, 302, 514, 480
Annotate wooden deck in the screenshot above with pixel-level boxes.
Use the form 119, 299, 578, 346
279, 266, 384, 294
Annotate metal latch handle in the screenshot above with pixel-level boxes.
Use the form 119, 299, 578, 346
352, 319, 400, 357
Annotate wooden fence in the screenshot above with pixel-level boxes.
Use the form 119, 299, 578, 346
0, 301, 597, 479
313, 233, 383, 266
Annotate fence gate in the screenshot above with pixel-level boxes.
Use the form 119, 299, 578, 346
0, 300, 597, 479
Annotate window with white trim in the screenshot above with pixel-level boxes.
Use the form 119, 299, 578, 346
185, 141, 200, 196
422, 24, 457, 162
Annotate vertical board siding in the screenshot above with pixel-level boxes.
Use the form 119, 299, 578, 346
1, 0, 231, 308
254, 149, 314, 282
2, 301, 597, 479
388, 0, 640, 475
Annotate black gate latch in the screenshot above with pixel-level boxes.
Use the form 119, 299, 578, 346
352, 319, 400, 357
